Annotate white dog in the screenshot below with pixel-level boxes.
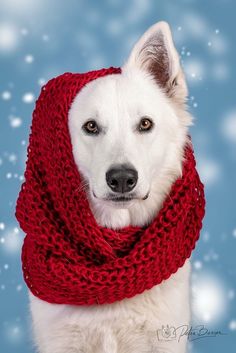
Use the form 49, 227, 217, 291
29, 22, 193, 353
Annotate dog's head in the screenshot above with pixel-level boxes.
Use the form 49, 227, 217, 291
69, 22, 192, 225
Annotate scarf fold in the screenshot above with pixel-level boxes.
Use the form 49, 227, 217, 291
15, 67, 205, 305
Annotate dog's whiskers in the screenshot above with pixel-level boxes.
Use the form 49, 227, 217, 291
74, 180, 89, 200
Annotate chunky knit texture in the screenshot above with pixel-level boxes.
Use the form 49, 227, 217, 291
15, 67, 205, 306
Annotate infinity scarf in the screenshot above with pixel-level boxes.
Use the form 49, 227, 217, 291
15, 67, 205, 305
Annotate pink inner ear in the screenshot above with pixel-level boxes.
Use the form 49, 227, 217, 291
139, 33, 170, 89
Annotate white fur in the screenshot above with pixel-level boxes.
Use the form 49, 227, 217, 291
30, 22, 193, 353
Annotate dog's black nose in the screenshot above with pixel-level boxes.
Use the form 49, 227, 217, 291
106, 164, 138, 193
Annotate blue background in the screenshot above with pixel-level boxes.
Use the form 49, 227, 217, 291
0, 0, 235, 352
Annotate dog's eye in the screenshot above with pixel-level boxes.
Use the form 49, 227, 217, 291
82, 120, 99, 135
138, 117, 153, 132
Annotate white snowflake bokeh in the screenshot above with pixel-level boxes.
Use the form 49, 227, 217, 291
0, 23, 19, 52
192, 273, 227, 324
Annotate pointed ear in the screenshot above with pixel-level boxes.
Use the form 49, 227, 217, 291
123, 21, 188, 103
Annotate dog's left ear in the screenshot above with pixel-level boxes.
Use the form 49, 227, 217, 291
123, 21, 188, 103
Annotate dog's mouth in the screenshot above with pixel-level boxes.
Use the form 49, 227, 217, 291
108, 196, 136, 203
92, 191, 149, 202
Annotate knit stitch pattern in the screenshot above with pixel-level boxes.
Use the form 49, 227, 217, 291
15, 67, 205, 305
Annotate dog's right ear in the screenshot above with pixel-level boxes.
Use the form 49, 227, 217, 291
123, 22, 188, 104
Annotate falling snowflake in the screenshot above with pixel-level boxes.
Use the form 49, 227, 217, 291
1, 91, 11, 100
8, 153, 17, 163
202, 231, 210, 242
42, 34, 49, 41
24, 54, 34, 63
194, 261, 203, 270
2, 226, 23, 254
0, 222, 5, 230
228, 289, 235, 300
221, 111, 236, 144
229, 320, 236, 331
6, 172, 12, 179
184, 58, 205, 82
38, 78, 46, 86
16, 284, 23, 292
197, 157, 221, 186
0, 23, 19, 52
5, 323, 23, 343
9, 115, 22, 128
20, 28, 28, 36
192, 273, 226, 324
22, 92, 35, 103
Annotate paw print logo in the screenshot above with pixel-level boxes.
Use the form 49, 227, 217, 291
162, 325, 172, 338
156, 325, 176, 341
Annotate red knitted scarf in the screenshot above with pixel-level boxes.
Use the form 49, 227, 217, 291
15, 67, 205, 306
